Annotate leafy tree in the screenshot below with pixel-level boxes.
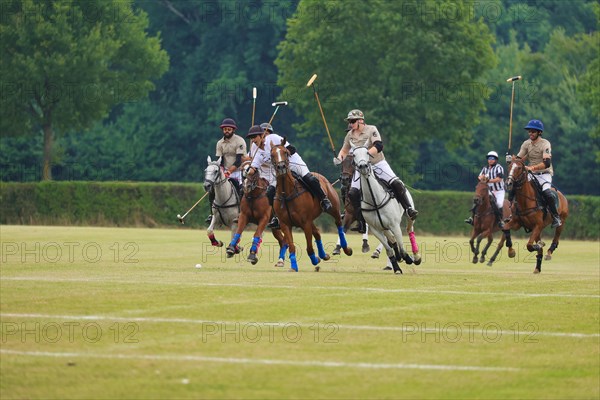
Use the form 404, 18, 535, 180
0, 0, 169, 179
275, 0, 496, 184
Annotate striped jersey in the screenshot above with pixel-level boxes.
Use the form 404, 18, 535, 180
479, 163, 505, 191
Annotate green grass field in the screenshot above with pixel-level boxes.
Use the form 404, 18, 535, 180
1, 225, 599, 399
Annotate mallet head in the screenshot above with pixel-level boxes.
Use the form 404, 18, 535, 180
253, 87, 257, 99
272, 101, 288, 107
306, 74, 317, 87
506, 76, 522, 82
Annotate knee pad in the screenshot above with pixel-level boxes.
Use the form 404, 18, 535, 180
266, 185, 276, 203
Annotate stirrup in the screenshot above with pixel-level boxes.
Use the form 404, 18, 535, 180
464, 217, 473, 225
321, 198, 332, 211
205, 214, 213, 223
267, 217, 280, 229
551, 217, 562, 228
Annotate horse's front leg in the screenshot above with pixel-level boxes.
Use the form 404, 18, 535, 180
272, 228, 288, 268
207, 211, 223, 247
487, 234, 505, 267
469, 233, 479, 264
370, 228, 401, 274
406, 225, 421, 265
302, 223, 321, 271
311, 222, 330, 262
502, 228, 516, 258
280, 224, 297, 272
480, 234, 493, 264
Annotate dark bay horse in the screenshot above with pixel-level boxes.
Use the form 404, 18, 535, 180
270, 141, 352, 272
503, 159, 569, 273
469, 180, 510, 266
226, 168, 288, 267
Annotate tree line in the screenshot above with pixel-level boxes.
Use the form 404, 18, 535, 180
1, 0, 598, 195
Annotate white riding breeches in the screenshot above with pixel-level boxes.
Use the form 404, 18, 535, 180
351, 159, 397, 190
289, 153, 310, 178
490, 189, 505, 209
528, 172, 552, 191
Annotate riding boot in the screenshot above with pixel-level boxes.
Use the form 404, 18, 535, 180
390, 179, 418, 220
205, 190, 215, 224
464, 200, 477, 225
303, 173, 332, 211
348, 188, 366, 234
543, 189, 562, 228
266, 185, 280, 229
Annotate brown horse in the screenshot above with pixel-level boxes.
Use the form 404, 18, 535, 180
270, 141, 352, 272
503, 158, 569, 273
469, 180, 511, 266
225, 167, 288, 267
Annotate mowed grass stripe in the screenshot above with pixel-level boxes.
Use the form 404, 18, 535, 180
0, 349, 520, 372
3, 313, 598, 339
2, 276, 598, 298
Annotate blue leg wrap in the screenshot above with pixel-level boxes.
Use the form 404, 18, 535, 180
316, 240, 327, 259
289, 253, 298, 271
338, 226, 348, 248
309, 253, 319, 266
279, 244, 288, 260
250, 236, 261, 253
229, 233, 241, 248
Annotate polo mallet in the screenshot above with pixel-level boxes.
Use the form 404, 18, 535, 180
306, 74, 336, 157
251, 87, 257, 126
249, 101, 288, 163
177, 191, 209, 224
506, 75, 522, 155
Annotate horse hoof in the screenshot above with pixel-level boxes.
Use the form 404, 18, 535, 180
413, 255, 422, 266
225, 246, 235, 258
394, 270, 402, 275
383, 266, 392, 271
288, 268, 298, 273
486, 261, 493, 267
314, 266, 320, 272
508, 249, 516, 258
544, 254, 552, 261
247, 254, 258, 265
472, 256, 478, 264
479, 257, 485, 263
343, 247, 353, 256
362, 241, 370, 253
274, 260, 284, 268
332, 245, 341, 255
404, 256, 413, 265
533, 268, 541, 274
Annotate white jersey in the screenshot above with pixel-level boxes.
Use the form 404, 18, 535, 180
258, 133, 310, 178
249, 142, 276, 186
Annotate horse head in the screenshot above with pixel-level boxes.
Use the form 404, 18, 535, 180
351, 146, 372, 177
505, 157, 526, 192
204, 155, 224, 192
270, 138, 290, 177
340, 154, 355, 189
243, 167, 266, 196
473, 180, 490, 206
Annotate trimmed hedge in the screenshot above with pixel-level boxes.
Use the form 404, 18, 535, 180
1, 181, 598, 240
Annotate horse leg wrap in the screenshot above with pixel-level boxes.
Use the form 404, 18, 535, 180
548, 242, 558, 252
228, 233, 241, 248
279, 244, 288, 260
409, 231, 419, 254
250, 236, 262, 254
309, 253, 320, 266
315, 240, 327, 259
337, 226, 348, 249
209, 233, 220, 246
289, 253, 298, 271
503, 230, 512, 248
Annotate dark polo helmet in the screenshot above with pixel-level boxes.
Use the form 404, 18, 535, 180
246, 125, 263, 138
220, 118, 237, 130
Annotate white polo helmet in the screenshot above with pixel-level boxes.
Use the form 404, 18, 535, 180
487, 151, 499, 159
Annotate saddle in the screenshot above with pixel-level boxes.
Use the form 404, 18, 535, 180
529, 176, 560, 218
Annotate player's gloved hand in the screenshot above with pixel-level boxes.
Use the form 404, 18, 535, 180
224, 170, 231, 178
505, 154, 512, 163
333, 157, 342, 166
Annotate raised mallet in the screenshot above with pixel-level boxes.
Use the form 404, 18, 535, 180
248, 101, 289, 163
251, 87, 257, 126
506, 75, 522, 154
306, 74, 336, 157
177, 191, 209, 224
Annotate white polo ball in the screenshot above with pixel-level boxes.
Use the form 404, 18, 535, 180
195, 263, 202, 269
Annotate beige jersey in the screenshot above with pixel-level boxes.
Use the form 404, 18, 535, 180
216, 134, 247, 169
341, 124, 385, 164
516, 137, 553, 175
